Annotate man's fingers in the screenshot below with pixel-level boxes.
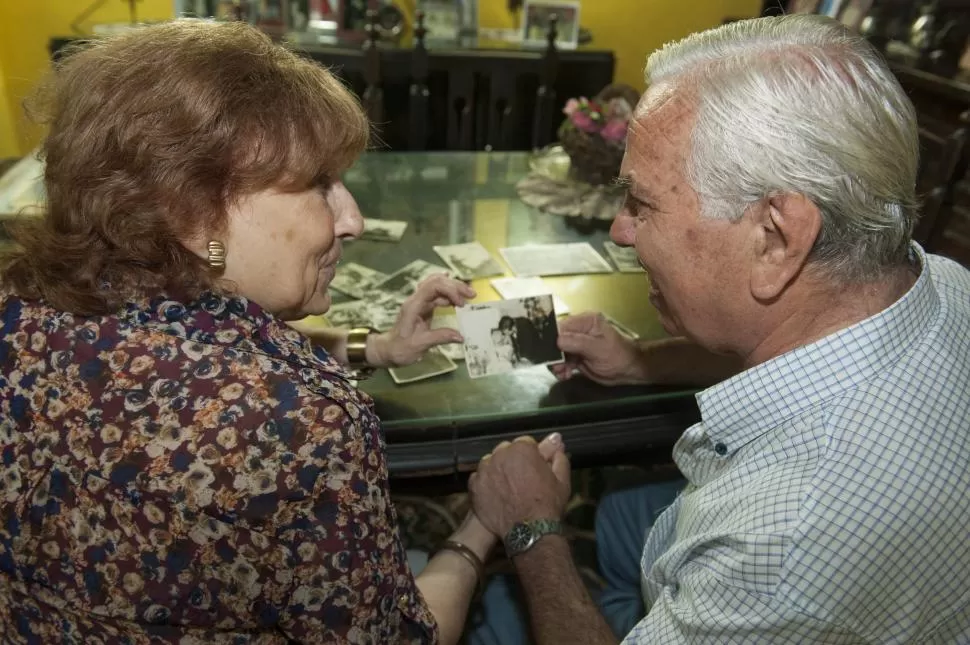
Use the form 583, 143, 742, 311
513, 435, 537, 445
557, 331, 600, 356
556, 312, 601, 335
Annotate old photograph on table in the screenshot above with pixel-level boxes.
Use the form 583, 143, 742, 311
602, 241, 643, 273
329, 262, 388, 299
433, 242, 505, 280
373, 260, 450, 297
499, 242, 612, 277
603, 314, 639, 340
325, 291, 405, 331
456, 295, 563, 379
361, 218, 408, 242
388, 348, 458, 384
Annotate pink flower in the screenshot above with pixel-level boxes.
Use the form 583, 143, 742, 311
600, 119, 628, 142
563, 98, 581, 115
570, 111, 600, 133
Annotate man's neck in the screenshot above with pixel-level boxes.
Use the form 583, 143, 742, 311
742, 263, 918, 369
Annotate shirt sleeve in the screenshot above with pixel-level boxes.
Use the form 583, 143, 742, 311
626, 563, 859, 644
258, 381, 437, 644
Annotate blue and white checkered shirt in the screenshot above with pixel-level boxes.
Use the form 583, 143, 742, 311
626, 246, 970, 644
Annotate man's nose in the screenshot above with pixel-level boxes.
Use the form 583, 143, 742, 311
610, 212, 635, 247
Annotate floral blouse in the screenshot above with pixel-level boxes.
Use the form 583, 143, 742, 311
0, 289, 437, 644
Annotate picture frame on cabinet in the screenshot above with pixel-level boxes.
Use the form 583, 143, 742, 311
521, 0, 580, 50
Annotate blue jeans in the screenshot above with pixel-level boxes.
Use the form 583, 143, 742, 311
464, 478, 685, 645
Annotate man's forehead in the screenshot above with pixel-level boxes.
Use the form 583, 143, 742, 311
635, 81, 678, 117
635, 81, 694, 126
621, 83, 694, 176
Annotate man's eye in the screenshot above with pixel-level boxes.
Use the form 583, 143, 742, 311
625, 194, 650, 216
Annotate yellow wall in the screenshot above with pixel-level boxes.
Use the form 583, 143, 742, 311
0, 64, 18, 159
0, 0, 174, 156
480, 0, 762, 91
0, 1, 761, 156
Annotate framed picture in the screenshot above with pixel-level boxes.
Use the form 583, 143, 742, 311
787, 0, 819, 13
307, 0, 341, 29
421, 0, 461, 41
837, 0, 872, 31
522, 1, 580, 50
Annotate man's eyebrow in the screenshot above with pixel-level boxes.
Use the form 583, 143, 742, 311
613, 175, 656, 202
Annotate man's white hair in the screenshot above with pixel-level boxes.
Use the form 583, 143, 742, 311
646, 14, 918, 282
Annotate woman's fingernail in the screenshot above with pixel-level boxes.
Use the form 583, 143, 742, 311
545, 432, 562, 445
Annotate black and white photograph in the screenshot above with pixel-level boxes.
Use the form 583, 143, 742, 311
522, 1, 581, 50
373, 260, 450, 297
431, 314, 465, 361
388, 348, 458, 384
361, 218, 408, 242
500, 242, 613, 277
602, 241, 644, 273
456, 295, 563, 379
433, 242, 505, 280
324, 290, 405, 330
490, 276, 570, 314
329, 262, 388, 299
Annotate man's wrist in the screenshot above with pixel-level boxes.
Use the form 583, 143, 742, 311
509, 531, 570, 567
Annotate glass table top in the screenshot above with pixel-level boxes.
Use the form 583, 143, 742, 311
0, 150, 699, 474
300, 151, 699, 435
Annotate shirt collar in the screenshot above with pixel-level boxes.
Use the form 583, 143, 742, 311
696, 243, 939, 456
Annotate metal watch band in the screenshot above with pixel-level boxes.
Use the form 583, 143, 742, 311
504, 518, 563, 557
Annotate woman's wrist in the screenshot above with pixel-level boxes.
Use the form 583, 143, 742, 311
364, 331, 391, 368
451, 513, 499, 562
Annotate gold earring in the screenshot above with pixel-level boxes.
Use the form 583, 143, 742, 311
207, 240, 226, 270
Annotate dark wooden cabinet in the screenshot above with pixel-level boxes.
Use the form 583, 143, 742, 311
295, 42, 613, 151
50, 36, 613, 153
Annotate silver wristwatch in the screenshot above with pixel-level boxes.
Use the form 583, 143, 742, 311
503, 519, 563, 557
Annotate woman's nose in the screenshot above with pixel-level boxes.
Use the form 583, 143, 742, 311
331, 181, 364, 239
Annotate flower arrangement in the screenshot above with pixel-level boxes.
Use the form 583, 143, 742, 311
562, 95, 634, 146
557, 84, 640, 186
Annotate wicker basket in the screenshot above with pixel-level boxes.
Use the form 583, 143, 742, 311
558, 84, 641, 186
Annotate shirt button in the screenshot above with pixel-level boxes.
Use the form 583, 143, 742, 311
714, 442, 728, 456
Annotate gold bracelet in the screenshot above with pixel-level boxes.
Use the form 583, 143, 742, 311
345, 327, 377, 377
435, 540, 486, 597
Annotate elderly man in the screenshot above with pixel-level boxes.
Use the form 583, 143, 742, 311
467, 14, 970, 645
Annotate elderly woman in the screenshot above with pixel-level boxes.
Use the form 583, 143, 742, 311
0, 20, 541, 645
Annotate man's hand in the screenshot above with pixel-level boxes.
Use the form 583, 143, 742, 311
550, 312, 646, 386
469, 435, 571, 539
368, 274, 475, 367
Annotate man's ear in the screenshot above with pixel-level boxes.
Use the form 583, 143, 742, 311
750, 193, 821, 301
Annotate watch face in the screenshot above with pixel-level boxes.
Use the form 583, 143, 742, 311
506, 522, 534, 554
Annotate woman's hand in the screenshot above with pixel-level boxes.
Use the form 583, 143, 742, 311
367, 274, 476, 368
